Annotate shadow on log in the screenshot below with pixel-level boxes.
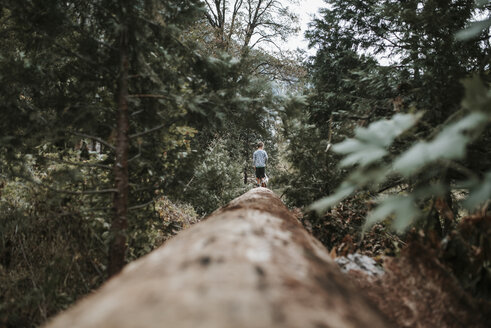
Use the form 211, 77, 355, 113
43, 188, 392, 328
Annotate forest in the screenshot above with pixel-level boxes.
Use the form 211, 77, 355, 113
0, 0, 490, 327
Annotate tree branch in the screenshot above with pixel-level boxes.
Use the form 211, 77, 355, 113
129, 124, 165, 139
44, 157, 112, 170
41, 184, 118, 195
204, 0, 220, 26
53, 41, 109, 72
130, 186, 159, 193
23, 176, 117, 195
439, 160, 480, 181
128, 153, 141, 163
128, 94, 170, 99
377, 178, 406, 193
325, 115, 333, 152
71, 132, 115, 150
128, 199, 155, 211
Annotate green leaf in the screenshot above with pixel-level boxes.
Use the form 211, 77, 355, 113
476, 0, 489, 7
333, 139, 365, 154
365, 196, 420, 233
309, 182, 357, 213
464, 171, 491, 210
455, 18, 491, 41
461, 75, 491, 114
393, 112, 488, 176
333, 113, 422, 168
339, 147, 387, 167
355, 113, 423, 147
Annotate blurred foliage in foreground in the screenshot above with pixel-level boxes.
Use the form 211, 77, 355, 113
311, 77, 491, 233
279, 0, 490, 300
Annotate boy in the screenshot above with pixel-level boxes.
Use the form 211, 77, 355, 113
253, 141, 268, 187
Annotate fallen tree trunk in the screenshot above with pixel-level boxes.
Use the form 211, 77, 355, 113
44, 188, 392, 328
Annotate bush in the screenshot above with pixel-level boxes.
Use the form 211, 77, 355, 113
184, 139, 250, 215
0, 156, 200, 327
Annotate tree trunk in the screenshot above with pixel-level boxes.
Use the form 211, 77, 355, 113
43, 188, 392, 328
108, 26, 130, 277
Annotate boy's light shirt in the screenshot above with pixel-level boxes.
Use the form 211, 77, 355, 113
253, 149, 268, 167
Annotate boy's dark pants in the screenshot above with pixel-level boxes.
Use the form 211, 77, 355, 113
255, 167, 265, 179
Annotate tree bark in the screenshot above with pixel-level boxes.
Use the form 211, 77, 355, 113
108, 26, 130, 277
44, 188, 392, 328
